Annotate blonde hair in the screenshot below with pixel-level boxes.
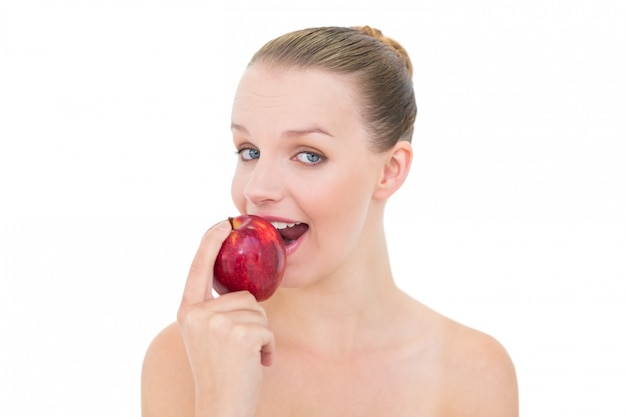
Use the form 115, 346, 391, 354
248, 26, 417, 151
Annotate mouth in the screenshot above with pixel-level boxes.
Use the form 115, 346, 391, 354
270, 221, 309, 247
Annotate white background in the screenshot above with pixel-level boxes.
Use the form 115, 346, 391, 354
1, 0, 624, 415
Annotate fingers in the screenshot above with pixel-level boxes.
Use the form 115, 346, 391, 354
195, 294, 269, 324
260, 340, 275, 367
180, 220, 232, 308
199, 290, 268, 318
178, 291, 276, 368
202, 303, 275, 364
176, 223, 276, 384
179, 291, 268, 330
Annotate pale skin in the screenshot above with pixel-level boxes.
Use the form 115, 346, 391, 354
141, 65, 519, 417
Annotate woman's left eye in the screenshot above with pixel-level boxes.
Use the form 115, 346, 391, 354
295, 151, 324, 165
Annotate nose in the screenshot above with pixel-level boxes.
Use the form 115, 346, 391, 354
242, 157, 284, 206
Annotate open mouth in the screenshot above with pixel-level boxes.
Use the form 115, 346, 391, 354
271, 221, 309, 246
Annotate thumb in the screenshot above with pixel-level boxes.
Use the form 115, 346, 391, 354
181, 219, 232, 307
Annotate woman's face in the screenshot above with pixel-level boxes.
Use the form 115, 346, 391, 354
230, 65, 388, 288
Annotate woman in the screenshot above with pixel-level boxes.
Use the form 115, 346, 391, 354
141, 26, 518, 416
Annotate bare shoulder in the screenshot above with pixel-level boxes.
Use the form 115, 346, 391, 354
141, 322, 194, 417
438, 316, 519, 417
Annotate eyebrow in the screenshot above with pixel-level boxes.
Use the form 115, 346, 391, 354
231, 123, 334, 139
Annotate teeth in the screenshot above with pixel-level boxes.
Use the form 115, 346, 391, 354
271, 221, 299, 230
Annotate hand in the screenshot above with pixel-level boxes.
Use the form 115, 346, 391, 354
177, 220, 275, 417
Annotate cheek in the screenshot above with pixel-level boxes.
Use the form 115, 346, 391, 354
230, 168, 246, 213
308, 169, 374, 239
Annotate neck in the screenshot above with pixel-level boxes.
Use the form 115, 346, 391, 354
263, 227, 405, 357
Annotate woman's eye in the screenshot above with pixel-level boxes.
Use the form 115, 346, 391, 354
295, 151, 324, 165
239, 148, 260, 160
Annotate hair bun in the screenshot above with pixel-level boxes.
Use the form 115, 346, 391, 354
353, 26, 413, 76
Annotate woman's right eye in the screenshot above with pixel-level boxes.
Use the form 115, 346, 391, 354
238, 148, 260, 160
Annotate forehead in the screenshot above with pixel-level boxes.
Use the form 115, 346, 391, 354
231, 65, 364, 132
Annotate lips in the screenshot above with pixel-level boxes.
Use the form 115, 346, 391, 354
270, 221, 309, 246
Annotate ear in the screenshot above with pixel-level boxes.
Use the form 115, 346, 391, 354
373, 141, 413, 200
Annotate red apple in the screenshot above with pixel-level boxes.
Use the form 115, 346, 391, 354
213, 214, 287, 301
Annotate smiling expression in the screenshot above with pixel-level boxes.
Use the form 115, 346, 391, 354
230, 65, 389, 288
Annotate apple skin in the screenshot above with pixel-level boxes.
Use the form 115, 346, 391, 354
213, 215, 287, 301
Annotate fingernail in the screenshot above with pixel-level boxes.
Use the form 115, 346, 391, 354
217, 220, 232, 231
